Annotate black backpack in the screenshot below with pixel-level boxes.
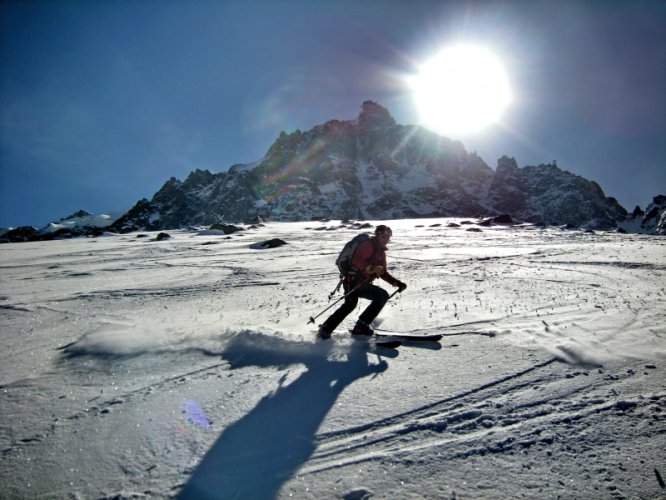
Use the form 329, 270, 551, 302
335, 233, 371, 275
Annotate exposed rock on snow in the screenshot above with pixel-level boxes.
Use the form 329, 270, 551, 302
209, 223, 244, 234
154, 232, 172, 241
250, 238, 288, 249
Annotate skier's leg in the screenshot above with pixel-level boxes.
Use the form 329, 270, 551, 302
357, 284, 389, 326
320, 294, 358, 334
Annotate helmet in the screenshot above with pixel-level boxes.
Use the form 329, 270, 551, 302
375, 225, 393, 237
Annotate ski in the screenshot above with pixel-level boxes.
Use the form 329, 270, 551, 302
314, 331, 401, 349
375, 331, 443, 342
352, 335, 401, 349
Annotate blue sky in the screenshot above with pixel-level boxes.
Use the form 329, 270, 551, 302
1, 0, 664, 227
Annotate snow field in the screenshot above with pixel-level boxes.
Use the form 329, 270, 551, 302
0, 219, 664, 498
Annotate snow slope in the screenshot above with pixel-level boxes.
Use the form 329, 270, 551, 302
1, 220, 664, 499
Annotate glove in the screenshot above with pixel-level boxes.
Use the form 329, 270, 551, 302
365, 265, 384, 276
395, 280, 407, 292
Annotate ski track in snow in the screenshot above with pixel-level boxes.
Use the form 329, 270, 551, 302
306, 357, 661, 471
0, 219, 665, 498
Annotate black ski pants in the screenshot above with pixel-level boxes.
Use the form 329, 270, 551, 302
321, 281, 389, 333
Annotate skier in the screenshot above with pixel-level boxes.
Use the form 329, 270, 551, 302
317, 225, 407, 339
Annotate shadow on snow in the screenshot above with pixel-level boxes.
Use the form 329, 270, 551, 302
179, 332, 396, 499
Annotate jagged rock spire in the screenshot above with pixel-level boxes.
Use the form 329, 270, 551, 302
357, 100, 396, 130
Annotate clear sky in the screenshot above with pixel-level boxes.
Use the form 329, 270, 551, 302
1, 0, 665, 228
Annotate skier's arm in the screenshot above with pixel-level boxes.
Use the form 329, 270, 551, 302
381, 270, 397, 285
383, 272, 407, 291
377, 254, 407, 291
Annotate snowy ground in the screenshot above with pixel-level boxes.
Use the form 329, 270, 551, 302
1, 219, 665, 499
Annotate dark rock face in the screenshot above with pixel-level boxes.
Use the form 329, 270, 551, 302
487, 156, 528, 215
0, 226, 41, 243
640, 195, 666, 234
487, 156, 628, 230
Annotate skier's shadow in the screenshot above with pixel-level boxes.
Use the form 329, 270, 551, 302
179, 333, 396, 499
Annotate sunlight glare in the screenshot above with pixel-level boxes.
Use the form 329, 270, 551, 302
409, 44, 512, 136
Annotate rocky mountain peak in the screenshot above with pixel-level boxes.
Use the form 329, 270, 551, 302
357, 100, 396, 130
265, 130, 304, 158
184, 169, 216, 187
496, 155, 519, 174
59, 209, 92, 221
102, 101, 646, 233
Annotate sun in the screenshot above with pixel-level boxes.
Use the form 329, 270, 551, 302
409, 44, 512, 136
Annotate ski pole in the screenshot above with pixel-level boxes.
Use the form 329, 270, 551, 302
307, 276, 373, 324
327, 277, 343, 301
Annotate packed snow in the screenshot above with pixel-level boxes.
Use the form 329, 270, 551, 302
1, 219, 664, 499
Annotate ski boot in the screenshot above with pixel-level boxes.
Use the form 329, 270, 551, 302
352, 321, 374, 336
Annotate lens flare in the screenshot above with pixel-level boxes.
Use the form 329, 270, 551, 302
183, 400, 212, 428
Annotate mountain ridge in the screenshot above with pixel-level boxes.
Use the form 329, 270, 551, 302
109, 101, 630, 232
2, 101, 664, 242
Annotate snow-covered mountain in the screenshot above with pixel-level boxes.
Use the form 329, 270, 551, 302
109, 101, 630, 233
0, 209, 124, 242
42, 209, 123, 233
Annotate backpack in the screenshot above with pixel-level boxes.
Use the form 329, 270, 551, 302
335, 233, 371, 275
